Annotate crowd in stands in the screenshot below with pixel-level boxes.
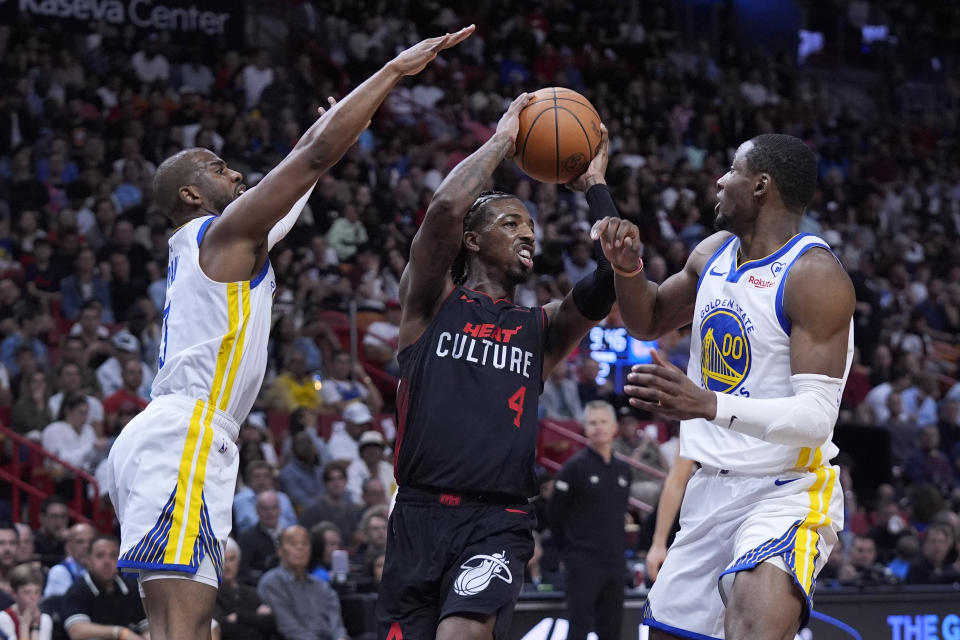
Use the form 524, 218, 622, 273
1, 0, 960, 635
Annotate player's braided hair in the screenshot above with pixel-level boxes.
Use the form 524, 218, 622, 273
451, 191, 519, 285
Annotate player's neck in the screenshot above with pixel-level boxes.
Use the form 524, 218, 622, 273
735, 212, 799, 264
463, 277, 515, 302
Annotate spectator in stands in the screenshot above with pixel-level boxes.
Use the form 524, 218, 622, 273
266, 350, 322, 412
327, 402, 373, 464
307, 522, 344, 584
865, 364, 913, 424
241, 49, 274, 110
0, 524, 17, 596
43, 523, 94, 597
33, 497, 67, 567
105, 251, 147, 323
48, 363, 104, 435
59, 248, 112, 322
627, 423, 669, 508
13, 524, 35, 567
359, 477, 388, 513
41, 393, 108, 474
300, 464, 361, 542
215, 538, 275, 640
540, 365, 583, 421
906, 523, 958, 584
59, 335, 103, 396
904, 425, 956, 495
880, 392, 916, 467
576, 355, 616, 407
130, 34, 169, 86
279, 407, 331, 467
887, 535, 920, 582
346, 430, 393, 505
320, 351, 382, 414
0, 306, 50, 376
62, 535, 147, 640
101, 360, 149, 436
11, 370, 51, 435
0, 564, 53, 640
848, 535, 892, 585
233, 461, 297, 534
361, 299, 401, 377
95, 331, 153, 398
325, 203, 368, 262
257, 525, 348, 640
353, 508, 388, 566
237, 491, 282, 586
67, 303, 111, 359
278, 432, 326, 512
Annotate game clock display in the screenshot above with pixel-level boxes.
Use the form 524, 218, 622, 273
586, 326, 657, 392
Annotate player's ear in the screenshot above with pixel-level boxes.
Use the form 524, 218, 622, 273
463, 230, 481, 253
754, 173, 770, 197
178, 184, 202, 207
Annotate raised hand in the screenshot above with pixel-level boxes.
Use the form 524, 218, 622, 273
624, 350, 717, 420
496, 93, 534, 158
389, 25, 475, 77
566, 123, 609, 192
590, 216, 643, 274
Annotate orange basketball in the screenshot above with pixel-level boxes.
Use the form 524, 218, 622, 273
515, 87, 603, 184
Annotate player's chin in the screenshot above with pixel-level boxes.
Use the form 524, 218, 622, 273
713, 206, 730, 231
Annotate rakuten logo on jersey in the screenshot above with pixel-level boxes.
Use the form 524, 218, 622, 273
748, 275, 775, 288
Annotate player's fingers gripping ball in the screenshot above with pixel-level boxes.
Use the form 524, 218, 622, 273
515, 87, 603, 184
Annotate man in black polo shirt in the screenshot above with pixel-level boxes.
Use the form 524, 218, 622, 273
548, 400, 631, 640
63, 535, 147, 640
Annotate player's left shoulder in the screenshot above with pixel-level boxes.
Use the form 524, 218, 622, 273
784, 246, 855, 318
788, 245, 854, 295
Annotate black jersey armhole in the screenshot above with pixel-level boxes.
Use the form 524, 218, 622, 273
396, 285, 461, 361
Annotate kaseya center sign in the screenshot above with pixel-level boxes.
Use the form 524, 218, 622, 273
5, 0, 242, 38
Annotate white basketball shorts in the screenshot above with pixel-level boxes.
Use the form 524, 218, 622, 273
643, 464, 843, 639
106, 394, 239, 588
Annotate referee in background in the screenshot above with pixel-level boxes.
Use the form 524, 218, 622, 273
548, 399, 631, 640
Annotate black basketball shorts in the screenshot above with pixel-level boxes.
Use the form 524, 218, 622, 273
375, 487, 535, 640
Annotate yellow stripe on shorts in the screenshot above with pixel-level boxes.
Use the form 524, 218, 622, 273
163, 399, 206, 564
164, 282, 244, 565
792, 464, 836, 594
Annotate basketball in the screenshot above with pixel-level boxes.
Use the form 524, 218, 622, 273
515, 87, 603, 184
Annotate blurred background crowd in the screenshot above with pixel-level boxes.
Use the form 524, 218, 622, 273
1, 0, 960, 637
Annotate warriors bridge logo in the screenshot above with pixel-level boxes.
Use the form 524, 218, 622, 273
700, 308, 752, 394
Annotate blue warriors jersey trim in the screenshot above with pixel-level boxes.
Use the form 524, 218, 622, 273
196, 215, 215, 247
696, 235, 737, 292
642, 602, 723, 640
250, 258, 271, 289
699, 308, 751, 394
118, 489, 222, 580
774, 242, 832, 335
726, 233, 813, 283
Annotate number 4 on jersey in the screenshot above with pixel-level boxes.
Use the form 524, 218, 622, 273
508, 386, 526, 428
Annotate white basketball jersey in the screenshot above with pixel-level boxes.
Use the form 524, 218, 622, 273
151, 215, 275, 425
679, 233, 853, 474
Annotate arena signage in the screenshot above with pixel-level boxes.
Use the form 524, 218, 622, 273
7, 0, 240, 38
509, 591, 960, 640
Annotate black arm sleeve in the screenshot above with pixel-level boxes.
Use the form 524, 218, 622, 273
585, 183, 621, 223
571, 183, 621, 321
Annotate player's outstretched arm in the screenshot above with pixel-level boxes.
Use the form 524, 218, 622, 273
398, 93, 531, 344
625, 249, 855, 448
646, 455, 695, 582
607, 228, 730, 341
215, 26, 475, 248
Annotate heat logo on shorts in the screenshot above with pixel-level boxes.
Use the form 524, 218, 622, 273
700, 309, 751, 394
453, 551, 513, 596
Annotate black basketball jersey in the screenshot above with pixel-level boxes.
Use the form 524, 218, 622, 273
395, 286, 547, 498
